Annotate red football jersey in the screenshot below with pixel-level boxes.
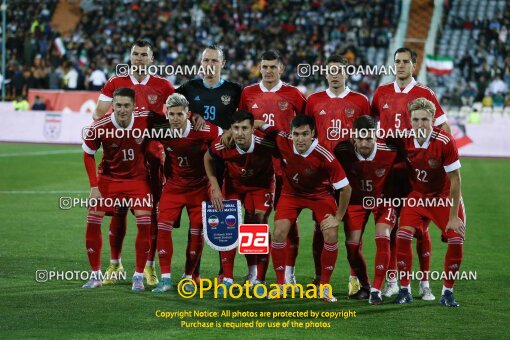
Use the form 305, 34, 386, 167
82, 111, 151, 181
160, 120, 221, 191
99, 74, 175, 116
371, 78, 447, 133
335, 141, 398, 205
209, 131, 276, 191
396, 127, 461, 196
306, 87, 370, 151
239, 81, 306, 132
263, 126, 349, 198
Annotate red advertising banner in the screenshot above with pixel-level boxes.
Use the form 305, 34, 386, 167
28, 90, 100, 114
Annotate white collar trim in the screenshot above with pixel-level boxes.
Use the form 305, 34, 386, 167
111, 113, 134, 130
394, 77, 417, 93
259, 80, 283, 93
130, 74, 150, 85
236, 135, 255, 154
355, 143, 377, 161
414, 130, 433, 149
181, 119, 191, 137
293, 139, 318, 157
326, 87, 351, 98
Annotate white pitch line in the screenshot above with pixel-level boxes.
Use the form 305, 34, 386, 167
0, 149, 82, 157
0, 190, 88, 194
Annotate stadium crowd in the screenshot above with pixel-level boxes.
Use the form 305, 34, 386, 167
3, 0, 399, 99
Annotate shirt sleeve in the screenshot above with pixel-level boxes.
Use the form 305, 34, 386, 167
442, 136, 461, 172
328, 158, 350, 190
293, 89, 307, 115
99, 78, 115, 102
238, 89, 248, 111
82, 126, 101, 155
427, 90, 447, 126
370, 88, 380, 120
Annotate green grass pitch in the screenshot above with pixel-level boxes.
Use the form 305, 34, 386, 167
0, 142, 508, 339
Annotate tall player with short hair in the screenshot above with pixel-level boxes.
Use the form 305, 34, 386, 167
152, 93, 222, 293
176, 45, 242, 281
305, 54, 371, 295
93, 40, 175, 287
371, 47, 451, 300
392, 98, 465, 307
81, 88, 153, 292
255, 115, 352, 302
204, 110, 276, 296
239, 50, 307, 287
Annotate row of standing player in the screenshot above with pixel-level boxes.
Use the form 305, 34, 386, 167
83, 41, 465, 306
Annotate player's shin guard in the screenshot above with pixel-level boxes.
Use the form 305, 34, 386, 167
312, 223, 323, 278
109, 207, 127, 262
444, 237, 463, 289
388, 226, 398, 275
345, 241, 369, 287
271, 241, 287, 284
86, 213, 104, 271
373, 236, 391, 290
320, 242, 338, 285
286, 222, 300, 267
146, 210, 158, 264
185, 228, 203, 276
135, 215, 151, 273
415, 227, 432, 282
220, 249, 236, 280
156, 222, 173, 275
396, 229, 414, 288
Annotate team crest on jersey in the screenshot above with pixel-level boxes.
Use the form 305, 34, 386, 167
147, 94, 158, 104
375, 168, 386, 177
135, 137, 144, 144
278, 101, 289, 110
345, 108, 354, 117
221, 95, 231, 105
428, 159, 440, 168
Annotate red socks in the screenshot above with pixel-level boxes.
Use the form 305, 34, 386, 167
320, 241, 338, 285
109, 208, 127, 261
312, 223, 323, 278
156, 221, 173, 275
444, 237, 463, 288
135, 215, 151, 273
415, 227, 432, 281
286, 221, 299, 267
396, 229, 414, 287
373, 236, 390, 290
85, 213, 104, 271
345, 241, 369, 286
146, 211, 158, 263
271, 241, 287, 284
184, 228, 203, 276
220, 249, 236, 280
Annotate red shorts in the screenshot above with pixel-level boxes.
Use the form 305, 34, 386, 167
344, 205, 396, 232
224, 184, 275, 213
399, 191, 467, 240
275, 194, 337, 223
95, 179, 152, 212
158, 186, 209, 227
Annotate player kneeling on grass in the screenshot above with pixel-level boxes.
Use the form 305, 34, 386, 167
151, 93, 223, 293
82, 88, 153, 292
392, 98, 466, 307
204, 110, 277, 296
335, 116, 399, 304
255, 115, 351, 302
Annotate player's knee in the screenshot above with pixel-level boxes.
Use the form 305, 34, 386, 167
322, 228, 338, 243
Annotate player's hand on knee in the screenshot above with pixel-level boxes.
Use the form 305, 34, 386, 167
446, 217, 465, 238
211, 188, 224, 211
320, 214, 339, 231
